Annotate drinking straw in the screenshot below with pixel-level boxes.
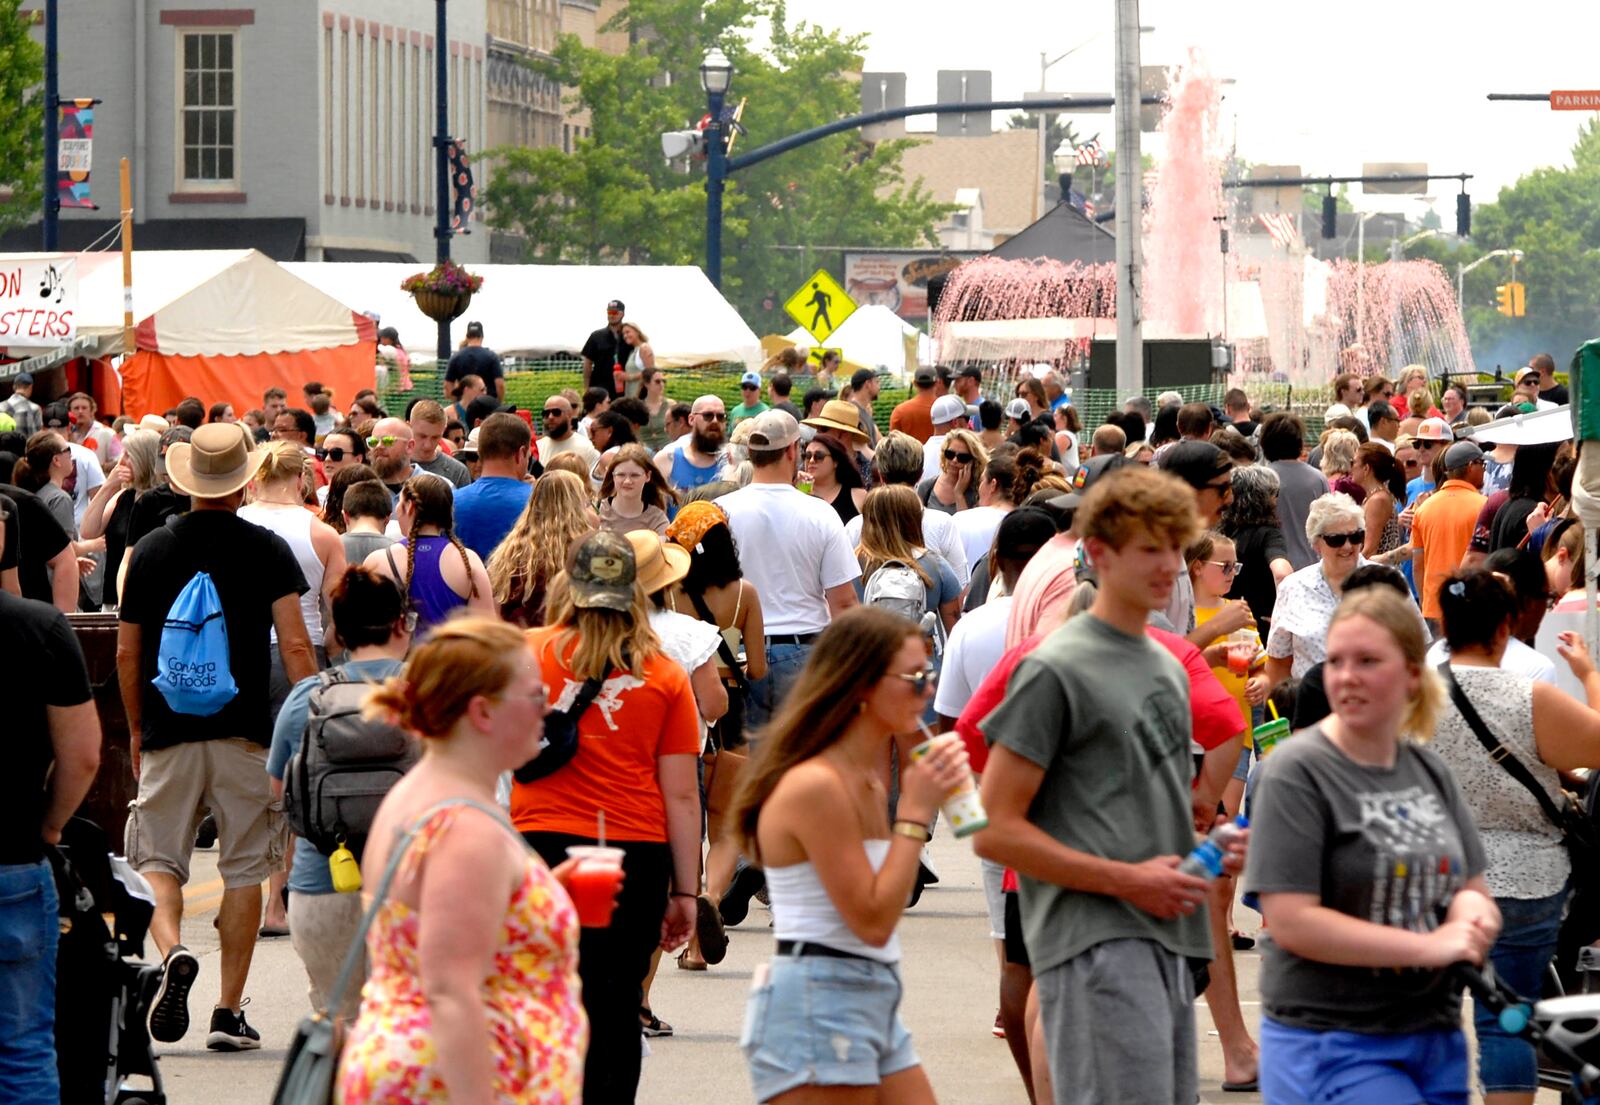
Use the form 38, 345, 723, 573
597, 809, 606, 848
1267, 699, 1281, 721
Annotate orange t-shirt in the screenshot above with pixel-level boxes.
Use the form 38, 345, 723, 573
1411, 478, 1487, 619
512, 626, 700, 842
889, 392, 936, 442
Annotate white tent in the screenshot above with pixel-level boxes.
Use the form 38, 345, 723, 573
784, 304, 931, 377
281, 262, 762, 369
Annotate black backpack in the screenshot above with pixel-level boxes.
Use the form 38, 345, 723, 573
284, 668, 420, 856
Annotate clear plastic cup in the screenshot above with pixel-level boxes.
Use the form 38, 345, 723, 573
564, 845, 625, 926
1226, 629, 1256, 677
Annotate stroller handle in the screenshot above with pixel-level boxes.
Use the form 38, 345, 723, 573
1454, 961, 1600, 1096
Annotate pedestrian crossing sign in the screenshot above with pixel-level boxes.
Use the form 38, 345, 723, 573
784, 268, 857, 343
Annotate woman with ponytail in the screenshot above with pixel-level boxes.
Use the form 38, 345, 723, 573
11, 430, 78, 537
338, 615, 590, 1104
364, 473, 493, 636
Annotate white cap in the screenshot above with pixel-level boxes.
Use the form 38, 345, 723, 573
930, 395, 967, 426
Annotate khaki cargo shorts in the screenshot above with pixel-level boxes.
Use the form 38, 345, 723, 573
124, 738, 285, 889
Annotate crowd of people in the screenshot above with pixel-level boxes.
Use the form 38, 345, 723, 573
5, 336, 1600, 1105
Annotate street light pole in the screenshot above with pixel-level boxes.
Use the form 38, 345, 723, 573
700, 48, 733, 291
1113, 0, 1145, 395
42, 0, 59, 249
433, 0, 450, 364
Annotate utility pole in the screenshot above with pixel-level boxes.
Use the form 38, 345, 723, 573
1113, 0, 1145, 395
433, 0, 450, 364
42, 0, 59, 249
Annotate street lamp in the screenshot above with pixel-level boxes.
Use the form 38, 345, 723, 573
1457, 248, 1524, 306
700, 48, 734, 289
700, 48, 732, 96
1052, 140, 1075, 203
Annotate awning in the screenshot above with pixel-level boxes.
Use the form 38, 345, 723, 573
0, 218, 307, 260
1469, 404, 1573, 446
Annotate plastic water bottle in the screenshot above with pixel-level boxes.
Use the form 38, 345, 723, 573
1178, 815, 1248, 880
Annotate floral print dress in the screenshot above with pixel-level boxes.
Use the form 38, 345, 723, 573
337, 807, 586, 1104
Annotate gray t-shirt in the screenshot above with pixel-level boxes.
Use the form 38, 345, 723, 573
981, 614, 1210, 973
341, 530, 396, 567
1270, 460, 1328, 571
1244, 726, 1486, 1034
416, 450, 473, 489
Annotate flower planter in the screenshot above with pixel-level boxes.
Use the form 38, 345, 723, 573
412, 287, 473, 322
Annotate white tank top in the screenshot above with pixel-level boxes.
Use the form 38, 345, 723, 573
238, 503, 323, 643
767, 839, 900, 963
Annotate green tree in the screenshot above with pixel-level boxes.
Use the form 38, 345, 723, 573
483, 0, 952, 323
0, 1, 44, 233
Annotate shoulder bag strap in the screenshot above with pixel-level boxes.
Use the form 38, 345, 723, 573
687, 588, 749, 695
1438, 662, 1569, 830
322, 797, 520, 1017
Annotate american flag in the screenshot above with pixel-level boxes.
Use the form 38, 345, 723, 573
1257, 211, 1301, 249
1074, 138, 1103, 167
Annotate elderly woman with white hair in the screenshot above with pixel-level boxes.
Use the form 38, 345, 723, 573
1258, 493, 1373, 694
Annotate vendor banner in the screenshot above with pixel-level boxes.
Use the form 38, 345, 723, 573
0, 257, 79, 343
843, 250, 978, 322
58, 100, 96, 209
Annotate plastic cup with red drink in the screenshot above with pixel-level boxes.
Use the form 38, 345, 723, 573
1226, 629, 1256, 677
565, 845, 625, 927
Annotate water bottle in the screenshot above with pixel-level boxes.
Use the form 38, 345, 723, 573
1178, 815, 1248, 880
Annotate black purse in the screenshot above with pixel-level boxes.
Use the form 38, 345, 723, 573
513, 665, 614, 784
688, 589, 750, 750
269, 798, 516, 1105
1439, 663, 1600, 875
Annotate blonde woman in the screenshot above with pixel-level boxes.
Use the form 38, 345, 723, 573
917, 428, 990, 515
1318, 428, 1363, 503
80, 427, 162, 606
1246, 586, 1500, 1105
511, 531, 701, 1102
485, 469, 595, 628
856, 485, 962, 637
621, 321, 655, 391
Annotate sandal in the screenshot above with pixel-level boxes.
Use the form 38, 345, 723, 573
640, 1006, 673, 1037
695, 895, 728, 965
677, 949, 707, 971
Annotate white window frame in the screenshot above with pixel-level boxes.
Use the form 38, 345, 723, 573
174, 28, 242, 192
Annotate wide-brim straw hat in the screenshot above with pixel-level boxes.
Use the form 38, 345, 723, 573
626, 529, 691, 596
802, 399, 868, 440
164, 422, 259, 499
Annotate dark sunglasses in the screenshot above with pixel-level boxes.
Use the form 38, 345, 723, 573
943, 449, 974, 464
803, 450, 830, 463
320, 446, 348, 462
1204, 478, 1233, 494
542, 409, 565, 418
896, 665, 938, 694
1321, 530, 1365, 548
697, 412, 727, 422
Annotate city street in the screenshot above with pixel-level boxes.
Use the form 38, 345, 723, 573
146, 830, 1276, 1104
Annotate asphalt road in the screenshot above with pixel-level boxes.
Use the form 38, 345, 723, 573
127, 833, 1558, 1104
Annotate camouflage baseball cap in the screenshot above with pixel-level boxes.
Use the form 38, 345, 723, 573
570, 530, 636, 612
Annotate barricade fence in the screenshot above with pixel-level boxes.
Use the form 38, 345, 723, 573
379, 360, 1338, 442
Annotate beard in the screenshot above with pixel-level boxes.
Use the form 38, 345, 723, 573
692, 427, 724, 453
372, 453, 407, 481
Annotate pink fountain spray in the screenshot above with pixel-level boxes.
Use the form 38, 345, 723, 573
1144, 48, 1226, 338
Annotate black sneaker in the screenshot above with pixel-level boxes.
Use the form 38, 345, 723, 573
719, 864, 765, 927
206, 999, 261, 1051
148, 944, 199, 1043
194, 812, 217, 850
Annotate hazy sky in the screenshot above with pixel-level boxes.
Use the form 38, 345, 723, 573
776, 1, 1600, 215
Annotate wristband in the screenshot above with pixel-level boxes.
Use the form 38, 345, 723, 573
669, 891, 698, 900
891, 820, 932, 843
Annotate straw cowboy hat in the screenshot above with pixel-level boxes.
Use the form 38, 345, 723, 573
625, 529, 691, 597
164, 422, 259, 499
802, 399, 869, 440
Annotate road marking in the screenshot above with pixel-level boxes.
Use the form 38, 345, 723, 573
183, 878, 225, 901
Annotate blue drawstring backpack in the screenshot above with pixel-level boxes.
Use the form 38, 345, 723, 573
152, 572, 238, 716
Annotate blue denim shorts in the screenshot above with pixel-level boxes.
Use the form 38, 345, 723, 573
1476, 886, 1569, 1093
1260, 1017, 1469, 1105
741, 954, 919, 1102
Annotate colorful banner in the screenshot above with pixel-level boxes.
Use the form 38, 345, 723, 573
843, 250, 980, 322
57, 101, 95, 209
0, 258, 78, 344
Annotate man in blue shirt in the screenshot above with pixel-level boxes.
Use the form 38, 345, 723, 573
267, 565, 413, 1021
451, 413, 533, 561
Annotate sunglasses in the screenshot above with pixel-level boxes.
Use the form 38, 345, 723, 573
366, 435, 398, 448
320, 446, 348, 462
1207, 560, 1243, 576
1321, 530, 1365, 548
896, 665, 938, 694
1204, 478, 1233, 493
697, 412, 727, 422
943, 450, 974, 464
803, 450, 830, 464
542, 409, 564, 418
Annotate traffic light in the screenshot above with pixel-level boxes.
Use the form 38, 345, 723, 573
1321, 193, 1337, 240
1495, 282, 1527, 317
1456, 193, 1471, 238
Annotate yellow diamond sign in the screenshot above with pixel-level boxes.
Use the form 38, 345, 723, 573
784, 268, 857, 343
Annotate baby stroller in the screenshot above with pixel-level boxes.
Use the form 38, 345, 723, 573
51, 816, 167, 1105
1459, 960, 1600, 1105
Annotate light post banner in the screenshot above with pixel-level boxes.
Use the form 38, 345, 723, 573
58, 100, 96, 209
0, 257, 79, 343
